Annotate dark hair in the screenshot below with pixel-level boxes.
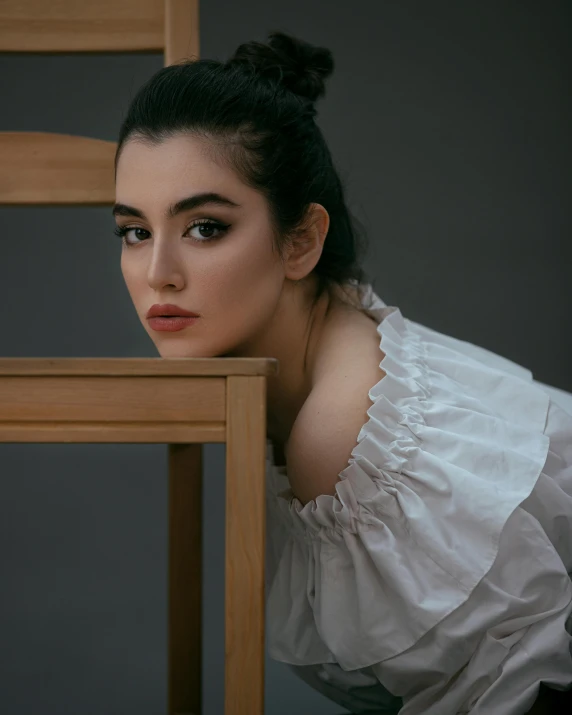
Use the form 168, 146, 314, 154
115, 31, 374, 311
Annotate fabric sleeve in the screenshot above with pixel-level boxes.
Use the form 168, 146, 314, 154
265, 306, 572, 714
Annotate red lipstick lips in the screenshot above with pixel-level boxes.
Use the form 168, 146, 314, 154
147, 303, 199, 318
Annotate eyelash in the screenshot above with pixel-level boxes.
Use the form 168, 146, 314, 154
113, 219, 230, 247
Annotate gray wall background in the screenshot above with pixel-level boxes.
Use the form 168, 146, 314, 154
0, 1, 570, 713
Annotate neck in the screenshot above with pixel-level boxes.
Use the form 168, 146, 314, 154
234, 275, 335, 447
266, 279, 333, 445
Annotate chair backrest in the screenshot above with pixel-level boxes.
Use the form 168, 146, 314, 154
0, 0, 199, 205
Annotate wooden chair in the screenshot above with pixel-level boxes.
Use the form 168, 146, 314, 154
0, 2, 276, 713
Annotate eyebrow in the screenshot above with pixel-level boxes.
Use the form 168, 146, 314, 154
112, 192, 241, 220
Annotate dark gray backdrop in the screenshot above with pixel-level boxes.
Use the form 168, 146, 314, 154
0, 1, 570, 713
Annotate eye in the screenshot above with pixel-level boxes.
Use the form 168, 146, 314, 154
113, 219, 230, 246
113, 225, 149, 245
188, 219, 229, 241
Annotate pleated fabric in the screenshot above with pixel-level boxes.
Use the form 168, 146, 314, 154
264, 283, 572, 714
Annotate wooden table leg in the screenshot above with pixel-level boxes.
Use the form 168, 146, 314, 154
168, 442, 203, 715
225, 376, 266, 715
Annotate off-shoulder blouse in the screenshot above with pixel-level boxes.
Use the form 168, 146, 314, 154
264, 282, 572, 714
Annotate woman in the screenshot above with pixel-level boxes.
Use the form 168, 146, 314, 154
112, 32, 572, 714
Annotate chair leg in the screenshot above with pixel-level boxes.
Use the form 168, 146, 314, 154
225, 376, 266, 714
168, 443, 203, 715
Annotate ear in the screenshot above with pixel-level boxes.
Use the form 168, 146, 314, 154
283, 202, 330, 282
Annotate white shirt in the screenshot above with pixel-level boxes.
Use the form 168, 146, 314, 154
264, 282, 572, 714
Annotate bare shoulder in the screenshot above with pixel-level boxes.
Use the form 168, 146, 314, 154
285, 312, 386, 505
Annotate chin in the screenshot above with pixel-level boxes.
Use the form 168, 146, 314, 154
153, 342, 227, 359
157, 348, 212, 358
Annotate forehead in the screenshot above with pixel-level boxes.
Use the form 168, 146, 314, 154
116, 134, 228, 182
114, 133, 269, 219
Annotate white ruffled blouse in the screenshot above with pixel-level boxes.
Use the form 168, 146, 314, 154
264, 283, 572, 715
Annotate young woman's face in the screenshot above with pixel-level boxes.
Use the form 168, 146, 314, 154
114, 133, 287, 358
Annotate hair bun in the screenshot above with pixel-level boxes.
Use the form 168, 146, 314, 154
228, 31, 334, 103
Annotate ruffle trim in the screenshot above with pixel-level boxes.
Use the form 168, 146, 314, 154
265, 283, 551, 668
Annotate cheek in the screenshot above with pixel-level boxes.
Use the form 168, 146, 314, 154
120, 255, 134, 289
212, 236, 282, 309
120, 257, 142, 300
